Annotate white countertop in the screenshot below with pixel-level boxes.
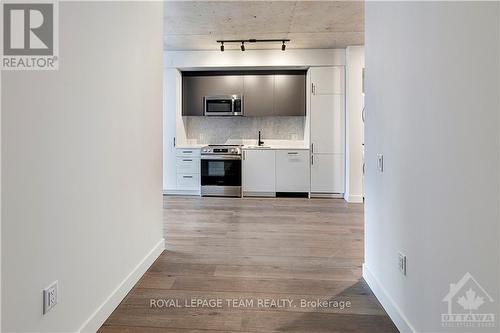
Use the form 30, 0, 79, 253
175, 144, 205, 149
242, 146, 309, 150
176, 144, 309, 150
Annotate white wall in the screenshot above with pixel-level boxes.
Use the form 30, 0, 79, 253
1, 2, 164, 332
0, 70, 2, 333
164, 49, 345, 70
345, 46, 364, 203
364, 2, 499, 332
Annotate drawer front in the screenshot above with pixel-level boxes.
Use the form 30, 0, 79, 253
176, 174, 200, 190
176, 157, 200, 174
176, 148, 201, 158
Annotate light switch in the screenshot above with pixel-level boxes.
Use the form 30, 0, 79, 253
377, 154, 384, 172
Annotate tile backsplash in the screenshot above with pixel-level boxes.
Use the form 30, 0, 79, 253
184, 116, 305, 145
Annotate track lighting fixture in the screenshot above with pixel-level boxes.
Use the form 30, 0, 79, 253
217, 39, 290, 52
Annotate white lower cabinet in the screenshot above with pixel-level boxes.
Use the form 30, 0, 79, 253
176, 157, 200, 174
176, 174, 200, 191
276, 150, 310, 192
311, 154, 344, 194
176, 148, 201, 158
243, 149, 275, 196
163, 148, 201, 194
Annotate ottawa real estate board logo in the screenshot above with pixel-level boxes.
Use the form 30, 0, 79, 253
442, 272, 495, 328
1, 1, 58, 70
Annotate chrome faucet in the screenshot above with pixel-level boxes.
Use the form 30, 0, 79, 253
258, 131, 264, 147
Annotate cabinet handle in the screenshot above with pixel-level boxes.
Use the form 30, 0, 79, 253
182, 150, 193, 154
183, 159, 192, 162
287, 152, 298, 155
311, 155, 314, 165
183, 175, 193, 179
173, 137, 176, 147
311, 83, 315, 95
311, 143, 314, 153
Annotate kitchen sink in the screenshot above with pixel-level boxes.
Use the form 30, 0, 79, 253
245, 146, 271, 149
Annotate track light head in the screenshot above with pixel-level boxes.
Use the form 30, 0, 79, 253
282, 41, 286, 51
220, 42, 224, 52
241, 42, 245, 51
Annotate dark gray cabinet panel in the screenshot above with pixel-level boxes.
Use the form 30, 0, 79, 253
243, 75, 274, 117
182, 76, 207, 116
182, 72, 305, 116
274, 74, 306, 116
210, 75, 244, 95
182, 75, 243, 116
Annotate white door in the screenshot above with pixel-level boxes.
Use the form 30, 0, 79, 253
163, 69, 179, 191
311, 154, 344, 193
243, 150, 275, 195
275, 150, 310, 192
310, 67, 344, 95
310, 94, 344, 154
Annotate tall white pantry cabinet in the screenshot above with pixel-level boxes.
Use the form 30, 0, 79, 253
309, 67, 345, 196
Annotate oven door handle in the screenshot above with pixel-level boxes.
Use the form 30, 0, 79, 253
201, 155, 242, 160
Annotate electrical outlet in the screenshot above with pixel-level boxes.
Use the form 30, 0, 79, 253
377, 154, 384, 172
398, 253, 407, 276
43, 281, 58, 315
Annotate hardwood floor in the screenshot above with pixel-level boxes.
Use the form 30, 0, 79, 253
99, 196, 397, 333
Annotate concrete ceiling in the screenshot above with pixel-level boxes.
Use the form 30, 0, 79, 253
164, 1, 364, 51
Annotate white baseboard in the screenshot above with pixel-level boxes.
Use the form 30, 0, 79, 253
344, 193, 364, 203
363, 264, 416, 333
78, 238, 165, 333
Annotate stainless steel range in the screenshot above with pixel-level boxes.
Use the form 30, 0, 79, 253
201, 145, 242, 197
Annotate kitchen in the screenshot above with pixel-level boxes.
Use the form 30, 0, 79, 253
163, 53, 359, 200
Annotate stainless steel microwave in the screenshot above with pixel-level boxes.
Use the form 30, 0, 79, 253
204, 95, 243, 116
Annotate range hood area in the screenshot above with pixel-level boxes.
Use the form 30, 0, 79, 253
182, 70, 306, 117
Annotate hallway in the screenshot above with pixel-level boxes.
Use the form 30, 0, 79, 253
99, 197, 397, 332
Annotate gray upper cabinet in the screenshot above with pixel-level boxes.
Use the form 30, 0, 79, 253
182, 75, 243, 116
182, 76, 207, 116
274, 74, 306, 116
208, 75, 244, 95
243, 75, 274, 117
182, 71, 305, 116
